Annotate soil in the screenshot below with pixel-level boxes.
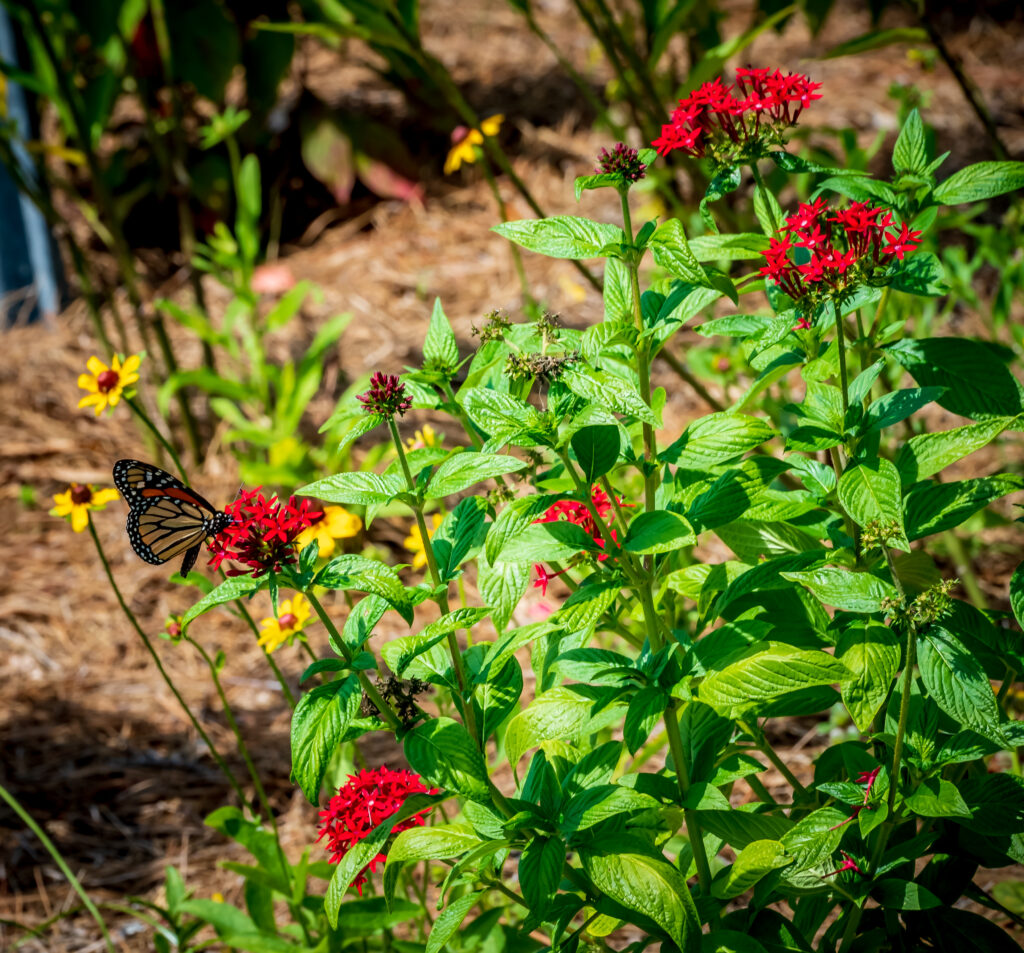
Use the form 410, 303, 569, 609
2, 1, 1024, 949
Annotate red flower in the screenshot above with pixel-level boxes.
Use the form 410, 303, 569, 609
533, 563, 567, 596
652, 68, 821, 162
856, 766, 881, 796
208, 489, 320, 577
596, 142, 646, 183
316, 767, 437, 894
823, 851, 862, 877
882, 223, 923, 260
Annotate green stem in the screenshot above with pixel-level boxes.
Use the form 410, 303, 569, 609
665, 702, 713, 898
833, 297, 850, 418
750, 163, 781, 233
0, 783, 116, 953
125, 396, 188, 481
186, 636, 277, 829
87, 520, 248, 804
620, 190, 657, 516
304, 591, 402, 731
739, 719, 808, 800
227, 583, 296, 707
997, 667, 1018, 709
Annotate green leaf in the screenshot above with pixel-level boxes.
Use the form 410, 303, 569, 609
885, 338, 1024, 420
498, 520, 601, 563
918, 626, 1007, 743
433, 496, 489, 580
323, 795, 450, 926
290, 675, 362, 804
821, 26, 928, 58
492, 216, 623, 259
575, 172, 622, 199
934, 160, 1024, 204
425, 892, 482, 953
505, 686, 623, 768
562, 367, 661, 426
623, 510, 697, 555
460, 388, 535, 439
314, 557, 415, 624
904, 474, 1024, 541
404, 717, 491, 801
838, 457, 909, 551
425, 452, 527, 499
871, 879, 942, 911
579, 837, 700, 953
895, 417, 1017, 484
698, 643, 851, 718
863, 387, 946, 433
387, 824, 483, 866
485, 494, 562, 564
660, 412, 774, 466
423, 297, 459, 370
781, 567, 898, 613
182, 576, 261, 626
158, 368, 251, 416
893, 108, 928, 175
700, 165, 742, 231
904, 777, 971, 819
837, 622, 902, 732
476, 552, 530, 632
959, 772, 1024, 835
556, 581, 622, 633
711, 840, 791, 900
649, 219, 705, 284
473, 657, 523, 742
518, 836, 564, 913
561, 785, 661, 835
688, 233, 770, 262
298, 471, 405, 506
571, 425, 621, 482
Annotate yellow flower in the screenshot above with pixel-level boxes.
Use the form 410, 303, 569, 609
77, 353, 142, 416
51, 483, 121, 533
405, 425, 441, 451
403, 513, 443, 570
295, 505, 363, 559
444, 114, 504, 174
258, 594, 312, 653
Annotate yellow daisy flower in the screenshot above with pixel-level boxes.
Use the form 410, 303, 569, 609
51, 483, 121, 533
444, 114, 504, 175
295, 505, 362, 560
77, 353, 142, 416
405, 425, 441, 451
258, 594, 312, 653
403, 513, 443, 570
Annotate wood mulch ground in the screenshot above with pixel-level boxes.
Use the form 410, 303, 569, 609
2, 1, 1024, 949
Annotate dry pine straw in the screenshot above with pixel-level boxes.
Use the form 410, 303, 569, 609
4, 3, 1024, 950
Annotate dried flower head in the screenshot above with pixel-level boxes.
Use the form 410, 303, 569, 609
316, 767, 437, 893
357, 372, 413, 418
472, 309, 513, 343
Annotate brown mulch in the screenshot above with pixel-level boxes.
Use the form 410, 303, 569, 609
3, 1, 1024, 950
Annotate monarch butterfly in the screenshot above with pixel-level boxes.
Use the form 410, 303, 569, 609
113, 459, 233, 576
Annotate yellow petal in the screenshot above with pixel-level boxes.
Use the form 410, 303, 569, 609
77, 373, 98, 393
86, 356, 107, 376
106, 390, 121, 408
121, 354, 142, 375
71, 506, 89, 533
78, 393, 102, 409
92, 487, 121, 506
120, 371, 140, 388
481, 114, 504, 136
111, 354, 122, 372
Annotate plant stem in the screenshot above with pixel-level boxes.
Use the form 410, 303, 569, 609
620, 190, 657, 516
738, 719, 808, 799
750, 163, 781, 233
304, 591, 402, 731
665, 702, 713, 898
125, 396, 188, 481
0, 783, 116, 953
87, 520, 248, 804
186, 636, 277, 829
833, 297, 850, 418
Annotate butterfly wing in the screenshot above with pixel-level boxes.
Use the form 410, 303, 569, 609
113, 460, 225, 571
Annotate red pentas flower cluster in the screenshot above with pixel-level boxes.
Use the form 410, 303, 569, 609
652, 68, 822, 163
532, 485, 626, 595
317, 767, 436, 894
208, 489, 321, 577
759, 199, 923, 314
357, 372, 412, 418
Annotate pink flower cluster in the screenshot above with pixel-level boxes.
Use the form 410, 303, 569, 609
653, 68, 822, 160
208, 489, 320, 577
759, 199, 922, 310
532, 486, 625, 595
317, 767, 436, 894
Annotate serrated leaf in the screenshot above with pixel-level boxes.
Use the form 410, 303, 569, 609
425, 452, 527, 499
623, 510, 696, 554
837, 622, 902, 731
492, 216, 623, 259
838, 457, 909, 551
571, 425, 621, 482
781, 567, 898, 613
711, 840, 791, 900
425, 892, 482, 953
424, 297, 460, 370
404, 717, 491, 801
896, 417, 1017, 484
934, 160, 1024, 204
562, 367, 661, 426
290, 675, 362, 804
182, 576, 261, 626
299, 471, 405, 506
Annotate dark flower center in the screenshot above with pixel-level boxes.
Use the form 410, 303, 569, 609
278, 612, 298, 629
70, 483, 93, 505
97, 369, 120, 393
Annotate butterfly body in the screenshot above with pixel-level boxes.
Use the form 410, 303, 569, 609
113, 460, 232, 575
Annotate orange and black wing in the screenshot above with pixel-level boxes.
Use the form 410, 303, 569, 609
113, 460, 228, 574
